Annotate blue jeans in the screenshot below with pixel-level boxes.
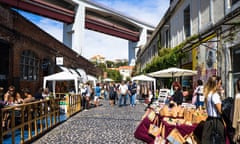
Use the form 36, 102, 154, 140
130, 93, 136, 106
119, 94, 128, 106
104, 91, 108, 100
196, 95, 204, 107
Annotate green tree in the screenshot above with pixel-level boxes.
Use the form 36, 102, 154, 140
106, 69, 122, 82
106, 60, 115, 68
142, 35, 199, 74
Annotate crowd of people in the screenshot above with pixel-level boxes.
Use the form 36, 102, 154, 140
157, 75, 240, 144
79, 80, 157, 111
1, 75, 240, 143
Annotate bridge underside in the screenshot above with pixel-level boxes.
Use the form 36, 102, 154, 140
0, 0, 140, 41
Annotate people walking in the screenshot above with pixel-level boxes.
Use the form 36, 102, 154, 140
118, 81, 128, 107
108, 82, 116, 106
94, 83, 101, 107
129, 81, 137, 107
193, 79, 204, 108
201, 76, 225, 144
84, 82, 92, 110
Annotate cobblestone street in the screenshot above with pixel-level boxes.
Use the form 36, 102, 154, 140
33, 100, 146, 144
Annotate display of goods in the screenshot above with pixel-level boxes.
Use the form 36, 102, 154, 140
192, 110, 208, 124
184, 108, 194, 122
160, 105, 172, 117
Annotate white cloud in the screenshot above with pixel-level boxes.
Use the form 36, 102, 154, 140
84, 0, 169, 60
84, 30, 128, 60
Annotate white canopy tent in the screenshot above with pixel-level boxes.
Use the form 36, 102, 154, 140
76, 68, 88, 83
59, 66, 88, 83
87, 74, 97, 87
43, 71, 81, 96
131, 74, 156, 94
103, 78, 114, 82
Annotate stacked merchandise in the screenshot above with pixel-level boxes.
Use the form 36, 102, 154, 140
134, 102, 208, 144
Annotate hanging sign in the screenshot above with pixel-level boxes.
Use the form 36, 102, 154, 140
56, 57, 63, 65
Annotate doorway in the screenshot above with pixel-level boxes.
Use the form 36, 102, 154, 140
0, 40, 9, 91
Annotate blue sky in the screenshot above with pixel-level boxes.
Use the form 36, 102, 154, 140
18, 0, 169, 60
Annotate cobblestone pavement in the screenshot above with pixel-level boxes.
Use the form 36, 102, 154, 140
33, 100, 146, 144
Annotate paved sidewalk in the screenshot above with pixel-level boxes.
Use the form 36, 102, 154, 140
33, 100, 146, 144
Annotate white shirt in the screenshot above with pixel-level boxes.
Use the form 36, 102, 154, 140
119, 84, 128, 95
206, 92, 222, 117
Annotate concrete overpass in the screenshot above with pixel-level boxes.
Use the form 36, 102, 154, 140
0, 0, 155, 65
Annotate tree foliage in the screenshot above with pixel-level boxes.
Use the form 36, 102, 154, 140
106, 69, 122, 82
143, 35, 198, 73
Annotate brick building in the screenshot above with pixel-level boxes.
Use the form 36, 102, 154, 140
0, 5, 102, 94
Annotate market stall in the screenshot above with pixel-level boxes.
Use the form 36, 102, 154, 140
131, 74, 156, 95
134, 102, 208, 144
43, 71, 82, 96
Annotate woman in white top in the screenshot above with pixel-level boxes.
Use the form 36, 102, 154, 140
201, 76, 225, 144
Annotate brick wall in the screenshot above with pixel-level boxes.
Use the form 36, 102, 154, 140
0, 5, 102, 94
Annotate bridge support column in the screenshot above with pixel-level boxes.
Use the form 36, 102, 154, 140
128, 41, 137, 66
63, 3, 85, 55
128, 28, 147, 66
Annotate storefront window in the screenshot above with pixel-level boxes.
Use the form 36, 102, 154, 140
232, 0, 240, 5
233, 48, 240, 73
20, 50, 39, 80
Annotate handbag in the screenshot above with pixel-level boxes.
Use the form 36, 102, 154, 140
167, 128, 185, 144
154, 122, 166, 144
211, 127, 221, 144
134, 116, 155, 143
184, 132, 198, 144
148, 109, 156, 122
210, 95, 222, 144
148, 115, 161, 137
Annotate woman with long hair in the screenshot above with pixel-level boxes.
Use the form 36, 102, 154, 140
201, 76, 225, 144
171, 81, 183, 105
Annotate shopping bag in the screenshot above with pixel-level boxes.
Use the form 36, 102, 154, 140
160, 105, 171, 117
210, 130, 222, 144
184, 132, 198, 144
167, 128, 185, 144
148, 110, 156, 122
134, 116, 155, 143
148, 116, 161, 137
154, 123, 166, 144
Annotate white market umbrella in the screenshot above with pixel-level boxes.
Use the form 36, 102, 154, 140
148, 67, 197, 78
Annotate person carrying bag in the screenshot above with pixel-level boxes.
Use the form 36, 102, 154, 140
201, 76, 226, 144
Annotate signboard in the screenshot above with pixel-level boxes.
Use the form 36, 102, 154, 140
56, 57, 63, 65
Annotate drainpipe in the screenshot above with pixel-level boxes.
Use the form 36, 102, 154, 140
210, 0, 213, 23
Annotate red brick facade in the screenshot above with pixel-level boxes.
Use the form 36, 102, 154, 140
0, 5, 102, 94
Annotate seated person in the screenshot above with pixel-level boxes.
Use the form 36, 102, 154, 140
22, 88, 35, 103
4, 85, 21, 104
